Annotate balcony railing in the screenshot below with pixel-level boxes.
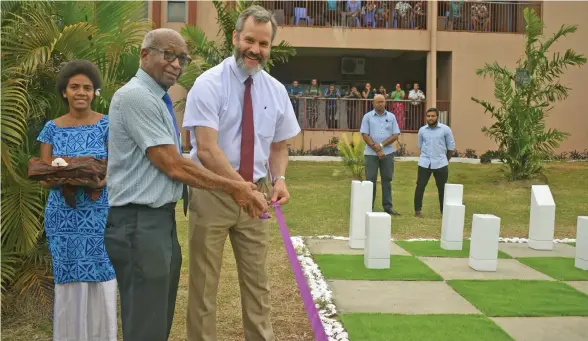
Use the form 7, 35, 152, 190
290, 97, 451, 132
261, 0, 428, 30
438, 1, 541, 34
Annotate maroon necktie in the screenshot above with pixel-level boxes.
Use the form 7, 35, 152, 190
239, 76, 254, 182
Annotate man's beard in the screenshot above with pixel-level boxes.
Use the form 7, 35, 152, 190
427, 119, 438, 126
234, 44, 269, 75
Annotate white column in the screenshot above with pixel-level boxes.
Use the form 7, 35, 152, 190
528, 185, 556, 250
364, 212, 391, 269
469, 214, 501, 272
575, 216, 588, 270
441, 184, 465, 250
349, 180, 374, 249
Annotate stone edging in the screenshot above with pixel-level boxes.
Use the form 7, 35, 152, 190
292, 234, 577, 341
287, 156, 504, 164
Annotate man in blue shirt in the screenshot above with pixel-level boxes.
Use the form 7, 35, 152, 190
414, 107, 456, 218
360, 94, 401, 215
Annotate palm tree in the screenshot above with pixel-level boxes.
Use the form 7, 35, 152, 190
471, 8, 586, 180
1, 0, 151, 305
175, 0, 296, 112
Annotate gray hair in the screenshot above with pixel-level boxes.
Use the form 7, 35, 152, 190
141, 28, 186, 50
235, 5, 278, 42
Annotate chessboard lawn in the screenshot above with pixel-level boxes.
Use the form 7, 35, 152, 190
396, 240, 513, 258
339, 313, 516, 341
447, 280, 588, 317
516, 257, 588, 281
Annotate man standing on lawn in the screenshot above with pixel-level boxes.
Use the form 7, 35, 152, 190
182, 5, 301, 341
413, 107, 456, 218
106, 28, 267, 341
360, 94, 401, 215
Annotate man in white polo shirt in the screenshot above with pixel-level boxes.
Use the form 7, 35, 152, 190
182, 5, 301, 341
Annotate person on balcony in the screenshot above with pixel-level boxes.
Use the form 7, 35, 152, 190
324, 84, 341, 129
362, 82, 376, 112
390, 83, 406, 130
305, 78, 321, 128
346, 0, 362, 27
471, 1, 491, 31
344, 85, 362, 129
360, 94, 401, 216
287, 80, 304, 121
414, 107, 456, 218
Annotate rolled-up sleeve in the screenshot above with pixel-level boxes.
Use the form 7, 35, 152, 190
273, 85, 301, 142
116, 91, 175, 154
182, 76, 221, 131
360, 114, 370, 135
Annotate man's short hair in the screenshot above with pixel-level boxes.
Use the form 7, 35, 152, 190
426, 107, 439, 115
235, 5, 278, 42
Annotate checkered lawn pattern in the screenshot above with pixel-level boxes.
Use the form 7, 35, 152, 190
307, 239, 588, 341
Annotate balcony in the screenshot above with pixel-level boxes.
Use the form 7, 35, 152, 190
437, 1, 542, 34
289, 97, 451, 132
261, 0, 428, 29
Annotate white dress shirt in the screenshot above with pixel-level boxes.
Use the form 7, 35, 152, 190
182, 56, 301, 183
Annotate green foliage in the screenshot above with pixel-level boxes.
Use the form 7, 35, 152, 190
175, 0, 296, 110
337, 134, 366, 180
471, 8, 586, 180
1, 0, 150, 306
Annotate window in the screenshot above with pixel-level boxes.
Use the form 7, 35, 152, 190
167, 0, 186, 23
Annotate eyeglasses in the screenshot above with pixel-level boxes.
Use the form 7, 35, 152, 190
148, 47, 192, 68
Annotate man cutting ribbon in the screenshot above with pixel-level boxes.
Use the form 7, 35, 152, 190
182, 5, 301, 341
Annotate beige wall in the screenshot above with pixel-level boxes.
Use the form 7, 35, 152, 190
155, 0, 588, 154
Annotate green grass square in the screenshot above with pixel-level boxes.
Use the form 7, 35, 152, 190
313, 254, 442, 281
396, 240, 512, 259
448, 280, 588, 317
567, 242, 576, 247
516, 257, 588, 281
338, 313, 515, 341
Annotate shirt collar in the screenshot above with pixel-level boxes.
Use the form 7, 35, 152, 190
372, 110, 389, 117
135, 68, 166, 98
228, 56, 262, 85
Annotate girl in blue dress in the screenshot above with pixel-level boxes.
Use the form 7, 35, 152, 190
36, 60, 117, 341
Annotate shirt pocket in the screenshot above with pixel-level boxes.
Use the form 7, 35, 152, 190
256, 106, 278, 140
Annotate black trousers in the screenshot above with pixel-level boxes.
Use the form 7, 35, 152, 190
365, 154, 395, 210
414, 165, 449, 213
104, 202, 182, 341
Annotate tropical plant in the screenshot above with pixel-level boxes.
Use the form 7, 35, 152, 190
337, 133, 367, 180
471, 8, 586, 180
1, 0, 151, 306
175, 0, 296, 112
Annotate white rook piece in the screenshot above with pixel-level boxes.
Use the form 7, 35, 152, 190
575, 216, 588, 270
528, 185, 556, 251
364, 212, 391, 269
441, 184, 465, 250
348, 180, 373, 249
469, 214, 501, 271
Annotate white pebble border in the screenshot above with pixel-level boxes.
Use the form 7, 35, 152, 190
291, 235, 576, 341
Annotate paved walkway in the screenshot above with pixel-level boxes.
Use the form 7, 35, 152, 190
307, 238, 588, 341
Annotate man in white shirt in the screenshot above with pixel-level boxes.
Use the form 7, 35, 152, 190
182, 5, 301, 341
408, 82, 426, 105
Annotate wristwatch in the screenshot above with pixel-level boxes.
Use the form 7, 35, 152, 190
379, 142, 384, 149
272, 176, 286, 185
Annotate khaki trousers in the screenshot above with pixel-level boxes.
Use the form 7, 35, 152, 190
186, 180, 275, 341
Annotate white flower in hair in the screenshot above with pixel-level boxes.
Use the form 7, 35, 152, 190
95, 88, 101, 96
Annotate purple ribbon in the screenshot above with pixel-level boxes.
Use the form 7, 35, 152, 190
272, 202, 329, 341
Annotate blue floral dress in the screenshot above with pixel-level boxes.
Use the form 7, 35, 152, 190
37, 116, 115, 285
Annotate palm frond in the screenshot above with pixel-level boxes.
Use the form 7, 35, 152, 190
1, 76, 29, 148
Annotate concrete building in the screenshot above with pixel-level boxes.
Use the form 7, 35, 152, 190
147, 0, 588, 155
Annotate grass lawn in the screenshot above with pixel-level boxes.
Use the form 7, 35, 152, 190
568, 242, 577, 246
516, 257, 588, 281
3, 161, 588, 341
447, 280, 588, 317
313, 254, 443, 281
396, 240, 513, 258
338, 313, 515, 341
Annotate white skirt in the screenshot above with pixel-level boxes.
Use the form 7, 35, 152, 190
53, 279, 118, 341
